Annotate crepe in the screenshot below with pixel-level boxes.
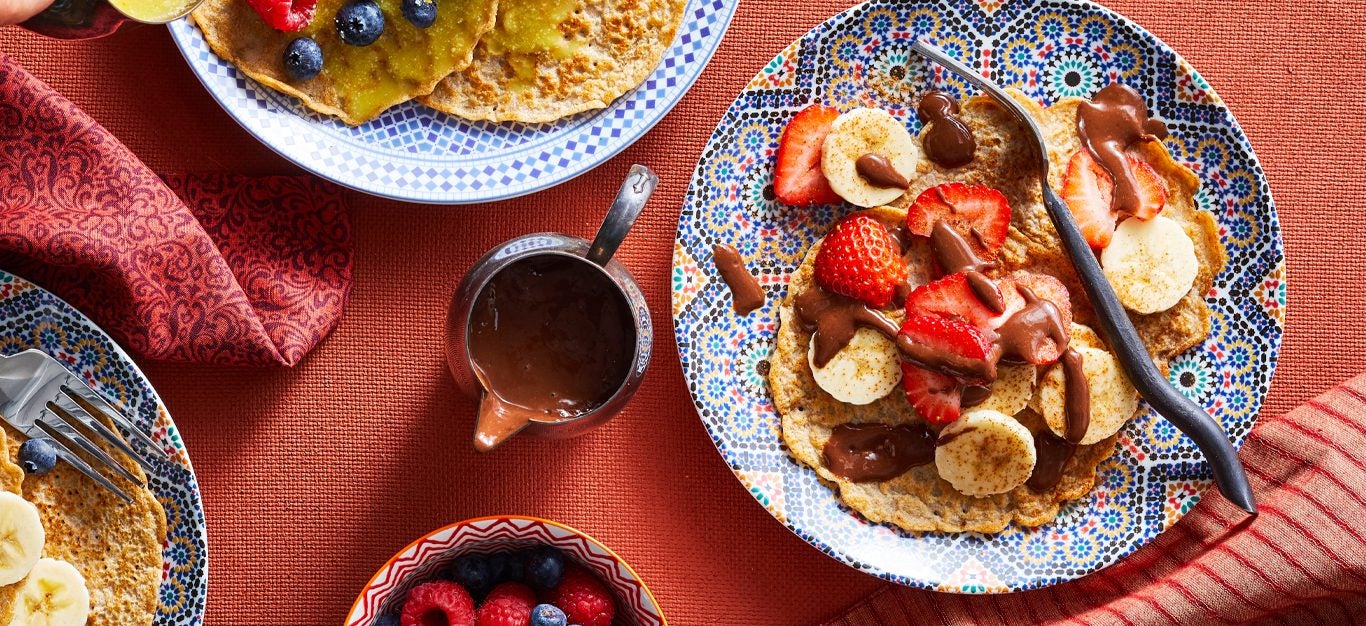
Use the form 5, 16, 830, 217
420, 0, 687, 123
773, 91, 1224, 533
191, 0, 499, 125
0, 420, 167, 625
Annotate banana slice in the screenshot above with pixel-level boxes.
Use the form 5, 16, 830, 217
1034, 346, 1138, 445
0, 491, 44, 586
6, 558, 89, 626
808, 328, 901, 405
1069, 322, 1104, 350
1101, 216, 1199, 314
820, 108, 920, 207
971, 363, 1036, 416
934, 409, 1037, 497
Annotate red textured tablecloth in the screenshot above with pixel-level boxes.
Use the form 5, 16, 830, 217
1, 0, 1364, 623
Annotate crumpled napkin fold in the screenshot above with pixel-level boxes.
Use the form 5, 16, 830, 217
0, 53, 352, 367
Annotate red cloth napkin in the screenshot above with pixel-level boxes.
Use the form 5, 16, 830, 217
0, 53, 351, 366
829, 373, 1366, 624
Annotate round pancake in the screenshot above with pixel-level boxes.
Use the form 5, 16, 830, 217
420, 0, 687, 123
191, 0, 498, 125
772, 91, 1223, 533
0, 420, 167, 625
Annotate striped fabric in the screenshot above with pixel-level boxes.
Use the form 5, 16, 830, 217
829, 373, 1366, 625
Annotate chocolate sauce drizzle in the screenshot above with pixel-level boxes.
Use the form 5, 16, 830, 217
855, 153, 910, 189
712, 244, 765, 315
804, 217, 1097, 487
1075, 83, 1168, 218
1026, 348, 1090, 492
917, 91, 977, 168
823, 423, 936, 482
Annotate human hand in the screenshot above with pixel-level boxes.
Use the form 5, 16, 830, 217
0, 0, 54, 25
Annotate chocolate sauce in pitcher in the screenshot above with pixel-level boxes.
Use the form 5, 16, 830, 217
467, 255, 635, 451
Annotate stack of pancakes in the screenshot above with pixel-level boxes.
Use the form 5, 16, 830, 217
191, 0, 689, 125
772, 92, 1224, 534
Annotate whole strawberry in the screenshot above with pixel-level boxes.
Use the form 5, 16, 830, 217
814, 214, 907, 308
477, 582, 537, 626
546, 566, 615, 626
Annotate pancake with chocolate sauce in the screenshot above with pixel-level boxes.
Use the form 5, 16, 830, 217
772, 90, 1223, 533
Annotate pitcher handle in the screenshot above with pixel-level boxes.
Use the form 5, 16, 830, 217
588, 164, 658, 267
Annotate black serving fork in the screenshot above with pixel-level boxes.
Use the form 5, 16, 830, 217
910, 40, 1257, 515
0, 349, 171, 504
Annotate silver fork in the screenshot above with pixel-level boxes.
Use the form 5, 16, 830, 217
910, 40, 1256, 515
0, 349, 171, 504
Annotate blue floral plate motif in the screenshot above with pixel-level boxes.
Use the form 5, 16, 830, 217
0, 272, 208, 621
167, 0, 738, 204
671, 0, 1283, 593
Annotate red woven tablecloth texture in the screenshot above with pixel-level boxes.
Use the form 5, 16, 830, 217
2, 0, 1365, 623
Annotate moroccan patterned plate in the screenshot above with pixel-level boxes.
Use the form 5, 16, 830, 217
166, 0, 738, 204
671, 0, 1283, 592
0, 271, 208, 621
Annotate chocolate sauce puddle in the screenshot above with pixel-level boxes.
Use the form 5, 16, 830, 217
1076, 83, 1168, 218
468, 255, 635, 452
855, 153, 910, 189
917, 91, 976, 168
823, 423, 935, 482
712, 244, 765, 315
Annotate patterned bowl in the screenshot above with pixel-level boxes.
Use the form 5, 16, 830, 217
346, 516, 665, 625
166, 0, 739, 204
671, 0, 1283, 593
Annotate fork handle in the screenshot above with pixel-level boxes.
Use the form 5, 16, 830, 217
1040, 186, 1257, 515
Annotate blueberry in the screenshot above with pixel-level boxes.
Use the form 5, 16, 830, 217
18, 439, 56, 475
372, 614, 400, 626
525, 546, 564, 589
400, 0, 436, 28
448, 554, 492, 596
335, 0, 385, 46
488, 551, 525, 584
283, 37, 323, 81
530, 604, 567, 626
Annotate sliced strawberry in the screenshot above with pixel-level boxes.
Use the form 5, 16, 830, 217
905, 183, 1012, 260
1126, 156, 1168, 220
897, 314, 997, 386
1060, 150, 1168, 247
773, 105, 842, 206
904, 273, 1001, 330
814, 214, 907, 308
900, 363, 962, 425
246, 0, 317, 31
1000, 272, 1074, 365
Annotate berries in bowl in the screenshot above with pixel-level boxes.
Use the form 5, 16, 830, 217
347, 516, 664, 626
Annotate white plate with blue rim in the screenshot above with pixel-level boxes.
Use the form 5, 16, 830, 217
671, 0, 1283, 592
168, 0, 739, 204
0, 270, 208, 621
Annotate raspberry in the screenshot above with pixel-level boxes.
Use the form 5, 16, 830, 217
476, 582, 536, 626
547, 566, 615, 626
400, 580, 475, 626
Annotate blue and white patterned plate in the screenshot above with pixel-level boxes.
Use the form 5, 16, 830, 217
0, 271, 208, 621
167, 0, 738, 204
671, 0, 1284, 592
